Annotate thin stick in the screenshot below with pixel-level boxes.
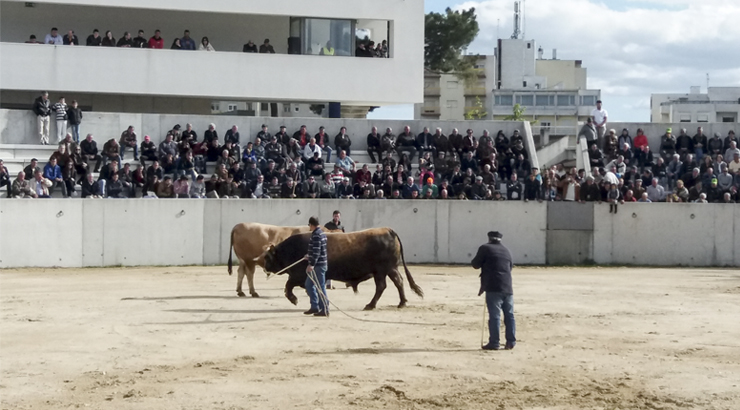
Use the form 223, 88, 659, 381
266, 258, 305, 280
481, 299, 488, 347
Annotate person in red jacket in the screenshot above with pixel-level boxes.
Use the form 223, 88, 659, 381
633, 128, 648, 154
148, 30, 164, 49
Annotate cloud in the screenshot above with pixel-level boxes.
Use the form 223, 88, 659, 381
454, 0, 740, 121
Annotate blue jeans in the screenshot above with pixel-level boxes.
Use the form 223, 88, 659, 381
120, 145, 139, 160
486, 292, 516, 348
71, 124, 80, 142
323, 145, 333, 163
305, 264, 328, 313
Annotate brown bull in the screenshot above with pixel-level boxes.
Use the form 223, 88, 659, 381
227, 223, 311, 297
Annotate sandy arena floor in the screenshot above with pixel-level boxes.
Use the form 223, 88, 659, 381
1, 265, 739, 410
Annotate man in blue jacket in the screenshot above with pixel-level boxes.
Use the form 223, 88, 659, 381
304, 216, 329, 317
43, 157, 67, 197
472, 231, 516, 350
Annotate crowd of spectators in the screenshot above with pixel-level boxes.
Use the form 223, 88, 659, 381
25, 27, 388, 57
581, 126, 739, 206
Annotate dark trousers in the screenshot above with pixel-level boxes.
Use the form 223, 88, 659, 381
367, 146, 382, 163
84, 155, 102, 172
486, 291, 516, 348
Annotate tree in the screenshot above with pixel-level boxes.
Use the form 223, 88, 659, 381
425, 8, 480, 74
504, 104, 537, 124
464, 96, 488, 120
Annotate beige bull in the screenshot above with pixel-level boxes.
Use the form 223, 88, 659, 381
227, 223, 311, 297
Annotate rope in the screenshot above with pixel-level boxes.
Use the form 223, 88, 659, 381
269, 258, 444, 326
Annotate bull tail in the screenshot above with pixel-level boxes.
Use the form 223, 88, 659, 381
227, 228, 235, 275
389, 229, 424, 298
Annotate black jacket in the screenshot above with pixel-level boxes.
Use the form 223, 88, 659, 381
33, 96, 51, 116
67, 107, 83, 125
472, 241, 513, 294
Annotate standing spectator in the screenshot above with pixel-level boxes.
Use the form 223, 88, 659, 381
117, 31, 134, 47
334, 127, 352, 157
44, 27, 63, 45
319, 40, 335, 56
259, 39, 275, 53
591, 100, 608, 148
33, 91, 52, 145
101, 31, 116, 47
199, 37, 215, 51
523, 173, 543, 201
506, 174, 523, 200
62, 30, 79, 45
66, 100, 82, 143
132, 30, 148, 48
11, 171, 36, 198
148, 30, 164, 49
355, 42, 372, 57
180, 30, 196, 50
0, 159, 9, 197
51, 97, 68, 143
43, 157, 66, 197
578, 118, 596, 145
607, 183, 621, 213
119, 126, 138, 161
243, 40, 257, 53
86, 29, 102, 46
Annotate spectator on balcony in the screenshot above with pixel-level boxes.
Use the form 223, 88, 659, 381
26, 34, 41, 44
314, 126, 333, 162
243, 40, 258, 53
116, 31, 134, 48
319, 40, 335, 56
148, 30, 164, 49
11, 171, 35, 198
181, 30, 196, 50
170, 38, 182, 50
395, 126, 416, 160
119, 126, 138, 161
62, 30, 79, 46
101, 31, 116, 47
132, 30, 148, 48
51, 97, 68, 143
724, 130, 737, 151
355, 42, 372, 57
86, 29, 101, 46
44, 27, 63, 45
43, 157, 66, 197
331, 126, 352, 157
259, 38, 275, 54
199, 37, 215, 51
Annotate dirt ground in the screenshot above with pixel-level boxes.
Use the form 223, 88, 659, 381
1, 265, 739, 410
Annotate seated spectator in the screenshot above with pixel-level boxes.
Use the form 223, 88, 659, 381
366, 127, 382, 163
101, 138, 121, 166
317, 174, 336, 199
189, 175, 206, 198
43, 157, 66, 197
374, 164, 387, 186
305, 152, 325, 178
589, 143, 605, 168
646, 178, 665, 202
354, 164, 370, 184
81, 173, 102, 198
243, 40, 257, 53
353, 179, 376, 199
302, 176, 320, 198
330, 165, 345, 185
259, 38, 275, 53
603, 129, 618, 160
672, 180, 690, 203
617, 129, 633, 150
725, 141, 740, 164
154, 176, 175, 198
623, 189, 637, 202
580, 176, 601, 202
400, 177, 419, 199
25, 34, 41, 44
660, 129, 677, 161
139, 135, 157, 166
11, 171, 36, 198
335, 150, 355, 174
32, 170, 53, 198
62, 161, 77, 197
281, 178, 299, 199
506, 174, 523, 200
204, 174, 221, 198
0, 159, 9, 197
524, 173, 543, 201
393, 126, 416, 161
337, 177, 354, 199
63, 30, 79, 46
381, 128, 396, 155
637, 192, 652, 202
173, 175, 190, 198
420, 178, 438, 199
303, 137, 322, 162
266, 176, 282, 198
105, 173, 125, 198
119, 126, 138, 161
313, 126, 333, 162
467, 176, 486, 200
116, 31, 133, 47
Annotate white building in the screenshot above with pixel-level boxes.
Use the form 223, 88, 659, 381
490, 39, 600, 134
0, 0, 423, 117
651, 87, 740, 123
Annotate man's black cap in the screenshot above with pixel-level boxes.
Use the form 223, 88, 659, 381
487, 231, 503, 239
261, 124, 267, 128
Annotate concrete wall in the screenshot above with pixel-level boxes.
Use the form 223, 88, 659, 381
0, 200, 736, 269
0, 109, 534, 151
608, 122, 738, 153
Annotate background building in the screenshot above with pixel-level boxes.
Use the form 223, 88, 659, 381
0, 0, 423, 118
650, 87, 740, 123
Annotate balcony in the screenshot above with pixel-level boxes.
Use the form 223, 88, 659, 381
464, 87, 487, 96
424, 87, 441, 96
420, 106, 441, 115
0, 43, 422, 106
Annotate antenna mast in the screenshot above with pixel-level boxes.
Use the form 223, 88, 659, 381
511, 1, 521, 39
522, 0, 526, 39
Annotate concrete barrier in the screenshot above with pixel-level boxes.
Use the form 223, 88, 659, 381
0, 200, 736, 268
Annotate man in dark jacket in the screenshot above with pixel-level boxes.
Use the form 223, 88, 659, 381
472, 231, 515, 351
33, 91, 52, 145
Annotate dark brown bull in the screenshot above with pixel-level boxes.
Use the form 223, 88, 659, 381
260, 227, 423, 310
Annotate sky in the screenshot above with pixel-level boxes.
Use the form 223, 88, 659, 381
369, 0, 740, 122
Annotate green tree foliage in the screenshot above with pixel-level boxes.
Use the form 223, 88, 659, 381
464, 96, 488, 120
425, 8, 480, 74
504, 104, 537, 124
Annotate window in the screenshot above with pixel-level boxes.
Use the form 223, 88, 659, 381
303, 18, 353, 56
527, 43, 531, 49
535, 95, 552, 106
284, 104, 292, 113
581, 96, 596, 106
447, 81, 459, 89
261, 103, 269, 111
446, 100, 459, 108
423, 98, 438, 107
697, 115, 708, 122
540, 121, 551, 129
495, 95, 513, 106
517, 95, 534, 106
723, 116, 736, 123
228, 104, 238, 112
211, 104, 220, 111
557, 95, 575, 106
679, 114, 691, 123
523, 81, 527, 88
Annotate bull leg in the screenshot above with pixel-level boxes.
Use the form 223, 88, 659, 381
285, 277, 301, 305
244, 260, 259, 297
236, 261, 247, 297
363, 273, 388, 311
387, 269, 408, 308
